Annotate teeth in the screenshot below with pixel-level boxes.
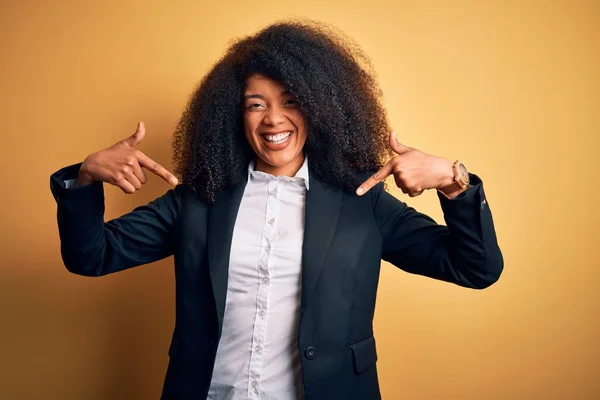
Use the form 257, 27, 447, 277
264, 131, 291, 144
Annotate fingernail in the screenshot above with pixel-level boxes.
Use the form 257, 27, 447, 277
170, 177, 178, 185
356, 187, 364, 195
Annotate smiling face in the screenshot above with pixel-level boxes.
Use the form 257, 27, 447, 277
243, 75, 307, 177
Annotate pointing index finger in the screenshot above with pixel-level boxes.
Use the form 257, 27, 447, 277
136, 151, 178, 185
356, 162, 393, 196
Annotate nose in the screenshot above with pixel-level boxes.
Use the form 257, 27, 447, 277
263, 104, 285, 126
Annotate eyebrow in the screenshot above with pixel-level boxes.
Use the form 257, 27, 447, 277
244, 94, 265, 100
243, 90, 292, 100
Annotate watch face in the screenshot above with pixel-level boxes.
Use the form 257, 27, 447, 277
458, 163, 470, 184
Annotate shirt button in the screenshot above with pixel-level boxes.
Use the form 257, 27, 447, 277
258, 310, 265, 317
262, 277, 269, 284
268, 218, 275, 225
304, 346, 317, 360
251, 380, 257, 388
255, 345, 261, 353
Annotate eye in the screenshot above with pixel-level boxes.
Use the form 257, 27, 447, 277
246, 102, 265, 111
284, 99, 299, 107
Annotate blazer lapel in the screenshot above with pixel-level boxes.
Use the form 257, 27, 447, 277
301, 172, 342, 315
208, 179, 246, 335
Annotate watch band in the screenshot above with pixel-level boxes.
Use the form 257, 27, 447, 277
437, 160, 469, 199
437, 183, 461, 199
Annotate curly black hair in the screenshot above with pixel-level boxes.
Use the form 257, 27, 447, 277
172, 19, 393, 203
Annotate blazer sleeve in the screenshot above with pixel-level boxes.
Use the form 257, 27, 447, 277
371, 173, 503, 289
50, 162, 185, 277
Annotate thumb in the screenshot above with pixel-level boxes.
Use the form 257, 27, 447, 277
389, 130, 411, 154
124, 121, 146, 147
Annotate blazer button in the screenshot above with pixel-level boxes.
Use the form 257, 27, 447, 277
304, 346, 317, 360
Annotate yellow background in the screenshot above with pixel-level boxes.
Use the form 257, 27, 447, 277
1, 0, 598, 399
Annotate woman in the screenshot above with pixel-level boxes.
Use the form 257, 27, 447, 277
50, 20, 503, 400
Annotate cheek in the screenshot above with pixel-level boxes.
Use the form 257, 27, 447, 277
243, 115, 259, 138
290, 113, 307, 137
296, 121, 308, 143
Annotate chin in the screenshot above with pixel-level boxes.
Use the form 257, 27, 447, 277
261, 152, 297, 167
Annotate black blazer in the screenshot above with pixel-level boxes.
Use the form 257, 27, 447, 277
50, 162, 503, 400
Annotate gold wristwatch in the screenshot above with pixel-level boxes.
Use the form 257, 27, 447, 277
437, 160, 470, 199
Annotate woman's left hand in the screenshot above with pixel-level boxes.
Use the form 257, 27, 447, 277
356, 130, 455, 197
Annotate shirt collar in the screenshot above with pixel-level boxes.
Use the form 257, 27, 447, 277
248, 155, 310, 190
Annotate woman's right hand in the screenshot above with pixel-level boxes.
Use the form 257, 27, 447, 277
76, 121, 179, 193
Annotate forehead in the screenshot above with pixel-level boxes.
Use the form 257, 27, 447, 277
244, 74, 288, 95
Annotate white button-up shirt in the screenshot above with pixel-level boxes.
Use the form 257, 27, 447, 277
207, 156, 309, 400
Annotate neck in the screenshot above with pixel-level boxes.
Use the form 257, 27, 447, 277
255, 153, 305, 177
